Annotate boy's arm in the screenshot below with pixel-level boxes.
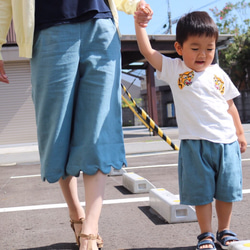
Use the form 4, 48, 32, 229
227, 99, 247, 153
134, 11, 163, 72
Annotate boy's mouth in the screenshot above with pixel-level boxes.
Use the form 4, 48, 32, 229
195, 61, 205, 64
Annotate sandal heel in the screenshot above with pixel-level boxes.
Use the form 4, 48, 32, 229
96, 234, 103, 248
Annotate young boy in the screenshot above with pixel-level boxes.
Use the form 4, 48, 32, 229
134, 9, 247, 250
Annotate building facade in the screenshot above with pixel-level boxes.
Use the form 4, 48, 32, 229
1, 26, 249, 147
0, 22, 37, 145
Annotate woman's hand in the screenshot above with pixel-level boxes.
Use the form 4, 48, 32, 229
135, 0, 153, 28
0, 60, 9, 84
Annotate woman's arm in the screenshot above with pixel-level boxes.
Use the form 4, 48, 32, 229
113, 0, 140, 15
0, 0, 12, 60
0, 0, 12, 83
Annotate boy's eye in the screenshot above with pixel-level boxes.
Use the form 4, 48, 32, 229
191, 48, 198, 51
207, 48, 214, 51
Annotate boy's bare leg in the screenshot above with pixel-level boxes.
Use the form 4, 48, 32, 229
216, 200, 234, 246
195, 203, 214, 249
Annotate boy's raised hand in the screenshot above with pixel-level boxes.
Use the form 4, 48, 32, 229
135, 0, 153, 27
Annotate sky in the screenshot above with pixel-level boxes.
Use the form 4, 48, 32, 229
118, 0, 249, 35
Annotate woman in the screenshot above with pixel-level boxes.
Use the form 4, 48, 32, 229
0, 0, 153, 249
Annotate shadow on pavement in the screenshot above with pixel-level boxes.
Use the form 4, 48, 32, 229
114, 185, 134, 195
138, 206, 167, 225
18, 242, 78, 250
124, 133, 151, 139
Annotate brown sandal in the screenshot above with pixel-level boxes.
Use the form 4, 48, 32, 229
70, 218, 103, 248
70, 218, 85, 246
79, 234, 99, 250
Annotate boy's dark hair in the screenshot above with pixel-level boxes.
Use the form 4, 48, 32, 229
176, 11, 219, 46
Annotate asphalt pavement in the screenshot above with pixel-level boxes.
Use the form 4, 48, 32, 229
0, 125, 250, 250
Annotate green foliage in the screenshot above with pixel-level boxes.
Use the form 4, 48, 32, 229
210, 0, 250, 35
210, 0, 250, 89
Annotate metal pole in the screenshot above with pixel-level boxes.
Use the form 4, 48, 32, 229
121, 83, 179, 151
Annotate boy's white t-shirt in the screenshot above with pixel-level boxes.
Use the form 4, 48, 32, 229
156, 55, 240, 143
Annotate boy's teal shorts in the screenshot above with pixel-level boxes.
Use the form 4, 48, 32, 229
178, 139, 242, 206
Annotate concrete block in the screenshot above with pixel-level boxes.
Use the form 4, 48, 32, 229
229, 241, 250, 250
108, 167, 126, 176
149, 188, 197, 223
122, 172, 155, 193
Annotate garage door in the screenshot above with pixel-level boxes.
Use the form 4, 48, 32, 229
0, 61, 37, 145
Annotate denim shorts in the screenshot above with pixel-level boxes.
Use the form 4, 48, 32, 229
31, 19, 126, 183
178, 140, 242, 205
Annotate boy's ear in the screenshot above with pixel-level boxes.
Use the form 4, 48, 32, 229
174, 42, 183, 56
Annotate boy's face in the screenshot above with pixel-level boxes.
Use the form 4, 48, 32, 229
175, 35, 216, 72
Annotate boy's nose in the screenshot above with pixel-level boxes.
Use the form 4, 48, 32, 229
199, 50, 206, 56
197, 51, 206, 59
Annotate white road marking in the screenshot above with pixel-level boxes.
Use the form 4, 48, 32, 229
126, 163, 178, 170
0, 197, 149, 213
3, 154, 249, 214
1, 189, 250, 213
242, 189, 250, 194
126, 151, 178, 158
241, 158, 250, 162
10, 158, 250, 179
11, 174, 41, 179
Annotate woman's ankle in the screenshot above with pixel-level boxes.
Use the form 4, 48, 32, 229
69, 209, 85, 221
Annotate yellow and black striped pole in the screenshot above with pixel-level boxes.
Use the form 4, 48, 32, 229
121, 95, 153, 132
121, 83, 179, 151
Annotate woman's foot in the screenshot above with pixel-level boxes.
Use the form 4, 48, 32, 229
70, 217, 85, 246
79, 234, 98, 250
70, 217, 103, 248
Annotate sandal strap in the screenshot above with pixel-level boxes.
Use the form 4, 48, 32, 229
219, 236, 239, 246
197, 239, 216, 250
197, 232, 215, 242
79, 234, 98, 250
80, 233, 98, 240
216, 230, 238, 246
70, 217, 85, 225
70, 217, 85, 232
197, 233, 216, 250
197, 232, 216, 250
217, 230, 237, 239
